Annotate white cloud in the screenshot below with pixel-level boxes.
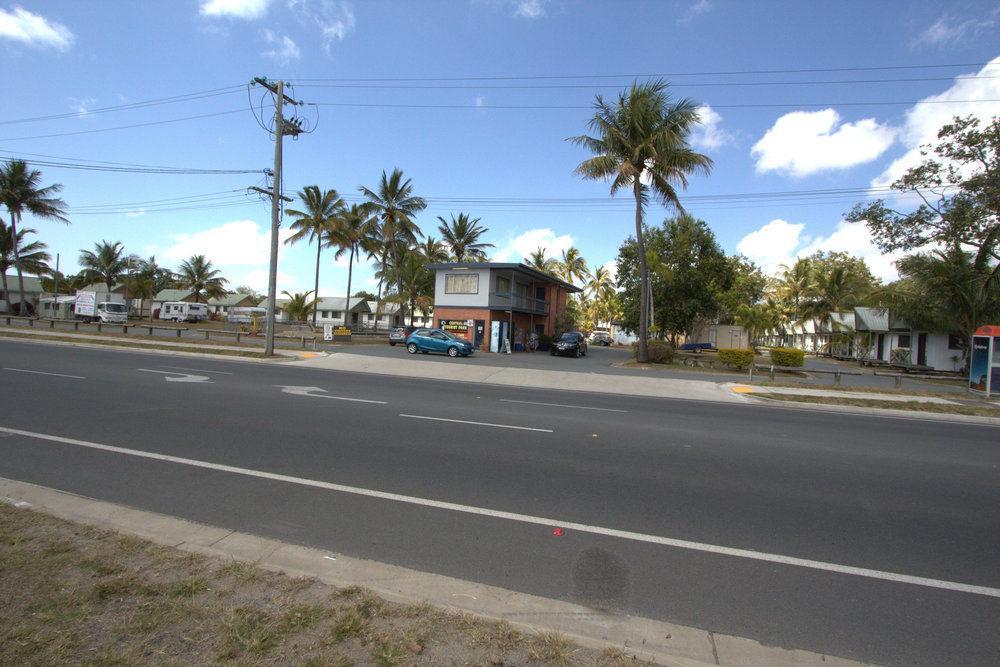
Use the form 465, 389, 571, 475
514, 0, 547, 19
493, 228, 574, 263
287, 0, 355, 54
123, 208, 146, 218
601, 260, 618, 285
69, 96, 95, 117
752, 109, 896, 177
914, 10, 999, 47
261, 30, 300, 64
0, 6, 73, 50
678, 0, 712, 24
200, 0, 272, 19
474, 95, 485, 107
690, 105, 733, 150
871, 57, 1000, 188
736, 218, 906, 282
161, 220, 293, 266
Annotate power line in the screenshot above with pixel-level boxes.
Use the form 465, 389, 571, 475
0, 85, 245, 126
0, 150, 263, 175
0, 108, 252, 142
286, 61, 997, 82
312, 98, 1000, 111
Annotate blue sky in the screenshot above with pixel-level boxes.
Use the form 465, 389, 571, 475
2, 0, 999, 295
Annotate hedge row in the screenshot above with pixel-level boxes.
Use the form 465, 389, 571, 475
718, 348, 754, 369
769, 347, 804, 367
631, 340, 675, 364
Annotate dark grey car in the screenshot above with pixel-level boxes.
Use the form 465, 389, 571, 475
550, 332, 588, 357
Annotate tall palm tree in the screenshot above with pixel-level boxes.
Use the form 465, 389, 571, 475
1, 221, 50, 301
387, 248, 435, 326
359, 168, 427, 323
570, 80, 712, 362
0, 160, 69, 314
176, 255, 227, 303
419, 236, 450, 263
585, 264, 615, 328
526, 246, 559, 274
326, 203, 373, 329
78, 241, 129, 293
285, 186, 344, 327
436, 213, 493, 261
557, 246, 591, 286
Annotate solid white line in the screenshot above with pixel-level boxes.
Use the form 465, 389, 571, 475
3, 367, 85, 379
399, 413, 554, 432
499, 398, 627, 413
1, 424, 997, 600
163, 365, 234, 375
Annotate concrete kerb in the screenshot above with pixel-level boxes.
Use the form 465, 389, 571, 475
724, 383, 1000, 427
0, 477, 861, 667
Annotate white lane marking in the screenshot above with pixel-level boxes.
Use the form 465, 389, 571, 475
0, 425, 998, 599
500, 398, 627, 413
399, 413, 553, 433
276, 386, 387, 404
136, 369, 212, 383
3, 367, 85, 379
3, 425, 998, 598
164, 365, 234, 375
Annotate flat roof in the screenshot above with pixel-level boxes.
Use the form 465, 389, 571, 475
425, 262, 581, 292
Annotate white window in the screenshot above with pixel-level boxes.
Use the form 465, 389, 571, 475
445, 273, 479, 294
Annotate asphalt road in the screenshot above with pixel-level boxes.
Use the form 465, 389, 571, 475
1, 338, 997, 664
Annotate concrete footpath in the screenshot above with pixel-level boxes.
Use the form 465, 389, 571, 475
290, 351, 744, 404
0, 477, 860, 667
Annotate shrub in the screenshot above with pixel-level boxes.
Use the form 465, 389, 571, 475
718, 347, 754, 369
891, 347, 911, 365
769, 347, 804, 367
631, 340, 674, 364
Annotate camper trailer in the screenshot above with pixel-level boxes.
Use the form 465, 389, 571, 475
160, 301, 209, 323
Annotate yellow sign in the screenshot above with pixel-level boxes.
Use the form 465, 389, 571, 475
334, 327, 351, 337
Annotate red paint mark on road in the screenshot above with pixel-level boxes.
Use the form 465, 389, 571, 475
552, 527, 564, 537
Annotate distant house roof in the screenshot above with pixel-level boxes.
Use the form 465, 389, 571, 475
854, 307, 889, 332
830, 311, 856, 332
2, 274, 45, 294
314, 297, 371, 312
208, 293, 258, 307
425, 262, 581, 293
153, 288, 196, 302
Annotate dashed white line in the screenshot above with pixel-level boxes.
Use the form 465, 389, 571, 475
499, 398, 627, 413
3, 367, 85, 379
1, 423, 997, 599
398, 414, 553, 432
163, 365, 234, 375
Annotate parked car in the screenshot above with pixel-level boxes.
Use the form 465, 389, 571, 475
590, 331, 613, 346
389, 325, 418, 346
406, 328, 475, 357
550, 331, 588, 357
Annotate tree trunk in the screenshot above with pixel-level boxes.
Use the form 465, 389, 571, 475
1, 271, 8, 304
343, 246, 354, 330
392, 244, 407, 325
312, 240, 321, 328
10, 213, 27, 315
633, 179, 649, 363
409, 299, 415, 326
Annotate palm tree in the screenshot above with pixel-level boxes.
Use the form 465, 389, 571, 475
569, 81, 712, 362
802, 264, 867, 352
387, 249, 434, 326
281, 290, 317, 323
326, 203, 372, 330
735, 303, 779, 351
359, 168, 427, 323
437, 213, 493, 261
585, 264, 615, 329
526, 247, 559, 274
558, 246, 591, 286
1, 221, 50, 301
419, 236, 450, 263
176, 255, 227, 303
78, 241, 129, 293
0, 160, 69, 314
285, 186, 344, 327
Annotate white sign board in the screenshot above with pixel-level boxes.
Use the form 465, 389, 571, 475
323, 323, 334, 341
74, 291, 96, 317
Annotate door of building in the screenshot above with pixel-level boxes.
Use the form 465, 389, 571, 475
917, 333, 928, 366
474, 320, 486, 348
876, 333, 885, 360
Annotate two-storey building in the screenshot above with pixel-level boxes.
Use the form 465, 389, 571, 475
426, 262, 580, 351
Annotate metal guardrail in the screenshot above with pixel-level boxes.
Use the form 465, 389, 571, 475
752, 364, 863, 385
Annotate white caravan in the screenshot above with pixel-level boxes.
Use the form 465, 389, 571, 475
160, 301, 209, 323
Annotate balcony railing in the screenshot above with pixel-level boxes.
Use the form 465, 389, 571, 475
489, 291, 548, 315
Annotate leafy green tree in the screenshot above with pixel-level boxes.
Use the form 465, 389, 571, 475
801, 264, 870, 350
352, 290, 378, 301
176, 255, 227, 303
735, 303, 779, 351
232, 285, 265, 302
526, 247, 559, 274
717, 255, 767, 324
78, 241, 129, 293
569, 80, 712, 362
847, 116, 999, 264
617, 214, 732, 345
360, 169, 427, 323
286, 186, 344, 327
281, 290, 317, 323
0, 160, 68, 314
1, 221, 50, 300
437, 213, 493, 261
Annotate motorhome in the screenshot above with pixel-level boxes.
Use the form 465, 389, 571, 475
160, 301, 209, 323
74, 290, 127, 323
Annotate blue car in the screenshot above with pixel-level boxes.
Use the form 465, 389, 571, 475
405, 328, 475, 357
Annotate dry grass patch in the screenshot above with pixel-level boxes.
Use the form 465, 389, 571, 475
753, 392, 1000, 417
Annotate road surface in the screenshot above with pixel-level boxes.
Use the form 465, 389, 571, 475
0, 338, 997, 664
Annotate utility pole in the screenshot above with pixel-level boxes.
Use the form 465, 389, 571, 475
251, 77, 303, 356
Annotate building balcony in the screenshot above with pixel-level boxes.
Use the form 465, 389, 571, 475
489, 291, 549, 315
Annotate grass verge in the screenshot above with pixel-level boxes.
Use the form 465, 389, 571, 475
0, 330, 270, 358
751, 392, 1000, 417
0, 502, 645, 665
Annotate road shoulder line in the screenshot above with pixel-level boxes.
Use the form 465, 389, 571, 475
0, 477, 860, 667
